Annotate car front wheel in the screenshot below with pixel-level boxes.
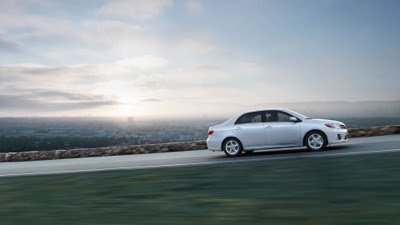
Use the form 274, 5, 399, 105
305, 131, 327, 151
223, 138, 243, 157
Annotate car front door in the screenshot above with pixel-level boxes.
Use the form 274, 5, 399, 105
232, 111, 266, 148
264, 111, 302, 147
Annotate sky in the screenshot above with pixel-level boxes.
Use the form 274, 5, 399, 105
0, 0, 399, 118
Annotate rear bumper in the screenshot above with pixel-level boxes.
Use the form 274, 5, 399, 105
326, 129, 348, 144
207, 138, 222, 152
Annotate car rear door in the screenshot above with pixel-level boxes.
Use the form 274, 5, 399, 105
232, 111, 266, 148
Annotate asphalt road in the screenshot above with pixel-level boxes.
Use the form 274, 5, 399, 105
1, 134, 400, 177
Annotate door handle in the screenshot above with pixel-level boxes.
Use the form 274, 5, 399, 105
235, 127, 241, 130
265, 126, 272, 129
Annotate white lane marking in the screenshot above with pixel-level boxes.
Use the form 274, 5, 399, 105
2, 136, 400, 170
1, 147, 400, 178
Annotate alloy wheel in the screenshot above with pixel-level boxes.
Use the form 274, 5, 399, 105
224, 139, 241, 156
307, 133, 324, 150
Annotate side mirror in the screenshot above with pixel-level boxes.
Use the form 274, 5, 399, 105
289, 117, 299, 122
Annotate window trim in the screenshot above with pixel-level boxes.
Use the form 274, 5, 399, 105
263, 110, 302, 123
234, 111, 265, 125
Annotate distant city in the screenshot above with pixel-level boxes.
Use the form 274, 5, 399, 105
0, 116, 400, 153
0, 117, 223, 152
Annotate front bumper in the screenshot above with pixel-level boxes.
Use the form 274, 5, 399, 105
326, 129, 349, 144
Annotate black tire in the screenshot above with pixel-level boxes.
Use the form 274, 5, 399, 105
223, 138, 243, 157
305, 131, 327, 151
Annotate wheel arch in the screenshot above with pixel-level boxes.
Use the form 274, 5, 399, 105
221, 136, 243, 151
303, 129, 328, 146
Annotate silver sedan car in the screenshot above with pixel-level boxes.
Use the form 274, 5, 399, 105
207, 108, 348, 156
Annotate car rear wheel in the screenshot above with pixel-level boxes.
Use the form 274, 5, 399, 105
223, 138, 243, 157
305, 131, 327, 151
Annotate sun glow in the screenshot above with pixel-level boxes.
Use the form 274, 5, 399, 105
92, 80, 144, 116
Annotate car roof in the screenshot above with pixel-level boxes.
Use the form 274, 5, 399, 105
239, 108, 290, 113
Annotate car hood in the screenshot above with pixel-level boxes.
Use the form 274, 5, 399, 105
311, 118, 345, 126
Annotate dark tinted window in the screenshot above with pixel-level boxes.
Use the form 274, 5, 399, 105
235, 112, 263, 124
265, 111, 293, 122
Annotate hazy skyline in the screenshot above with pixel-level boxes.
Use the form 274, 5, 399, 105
1, 0, 399, 117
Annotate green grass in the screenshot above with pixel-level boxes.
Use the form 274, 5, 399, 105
1, 152, 400, 225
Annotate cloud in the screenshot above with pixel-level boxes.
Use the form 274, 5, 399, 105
140, 98, 161, 102
0, 3, 222, 64
115, 55, 168, 69
0, 12, 154, 52
0, 93, 117, 111
132, 64, 233, 101
27, 90, 108, 102
185, 0, 204, 14
237, 62, 265, 74
77, 20, 146, 47
0, 60, 275, 116
98, 0, 172, 19
178, 38, 223, 55
0, 0, 51, 13
0, 58, 168, 115
0, 36, 21, 52
0, 55, 167, 83
0, 64, 111, 91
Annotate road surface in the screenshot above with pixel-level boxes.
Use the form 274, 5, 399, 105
1, 134, 400, 177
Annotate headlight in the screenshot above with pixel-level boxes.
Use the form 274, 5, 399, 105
325, 123, 341, 129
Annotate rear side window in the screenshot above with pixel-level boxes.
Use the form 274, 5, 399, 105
235, 112, 263, 124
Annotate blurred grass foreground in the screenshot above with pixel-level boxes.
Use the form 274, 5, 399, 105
1, 151, 400, 225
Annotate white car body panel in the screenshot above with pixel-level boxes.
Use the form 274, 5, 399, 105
207, 108, 348, 152
232, 122, 266, 147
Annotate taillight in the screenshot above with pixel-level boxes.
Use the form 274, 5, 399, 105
208, 130, 214, 135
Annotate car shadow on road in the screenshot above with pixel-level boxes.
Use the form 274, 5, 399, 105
212, 145, 351, 159
237, 145, 350, 158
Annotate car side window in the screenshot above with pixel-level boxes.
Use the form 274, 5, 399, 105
252, 114, 263, 123
235, 112, 263, 124
265, 111, 293, 122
